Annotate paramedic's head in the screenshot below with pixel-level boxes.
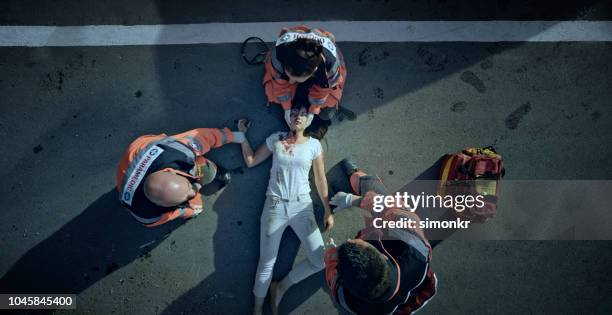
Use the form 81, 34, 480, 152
277, 38, 323, 84
143, 171, 198, 207
337, 239, 392, 301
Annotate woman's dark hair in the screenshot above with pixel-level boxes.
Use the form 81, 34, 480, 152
305, 115, 330, 140
291, 102, 308, 111
276, 38, 323, 77
337, 242, 392, 301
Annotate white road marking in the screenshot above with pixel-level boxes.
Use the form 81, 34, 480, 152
0, 21, 611, 47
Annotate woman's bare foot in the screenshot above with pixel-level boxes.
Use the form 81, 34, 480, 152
253, 296, 264, 315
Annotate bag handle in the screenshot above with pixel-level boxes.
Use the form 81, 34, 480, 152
241, 37, 269, 65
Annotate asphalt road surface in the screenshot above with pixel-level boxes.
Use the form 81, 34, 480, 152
1, 1, 611, 314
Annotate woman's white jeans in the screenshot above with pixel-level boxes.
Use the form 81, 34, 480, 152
252, 195, 325, 298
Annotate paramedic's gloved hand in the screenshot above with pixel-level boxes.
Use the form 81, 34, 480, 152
330, 192, 355, 211
232, 131, 246, 143
192, 205, 203, 216
325, 237, 336, 249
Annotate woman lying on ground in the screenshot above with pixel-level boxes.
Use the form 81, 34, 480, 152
237, 105, 334, 315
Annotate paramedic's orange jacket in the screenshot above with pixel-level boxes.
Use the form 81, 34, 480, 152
263, 25, 347, 115
116, 128, 234, 227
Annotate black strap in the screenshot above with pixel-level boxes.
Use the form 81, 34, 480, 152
241, 37, 269, 65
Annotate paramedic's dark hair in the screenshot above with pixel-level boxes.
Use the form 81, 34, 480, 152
276, 38, 323, 77
337, 241, 392, 301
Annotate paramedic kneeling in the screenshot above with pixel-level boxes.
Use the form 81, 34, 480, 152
117, 127, 244, 227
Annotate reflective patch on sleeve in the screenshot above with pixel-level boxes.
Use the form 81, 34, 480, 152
308, 96, 326, 105
277, 93, 292, 103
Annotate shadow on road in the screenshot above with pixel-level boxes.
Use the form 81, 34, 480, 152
0, 189, 184, 296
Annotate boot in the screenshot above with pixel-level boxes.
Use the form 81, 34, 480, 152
337, 104, 356, 121
214, 165, 232, 188
340, 158, 359, 177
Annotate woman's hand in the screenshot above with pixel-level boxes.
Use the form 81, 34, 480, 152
324, 212, 334, 231
232, 118, 250, 144
238, 121, 272, 168
237, 118, 250, 133
313, 153, 333, 231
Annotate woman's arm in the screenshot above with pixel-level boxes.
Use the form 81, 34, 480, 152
313, 152, 334, 230
242, 142, 272, 168
238, 119, 272, 168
